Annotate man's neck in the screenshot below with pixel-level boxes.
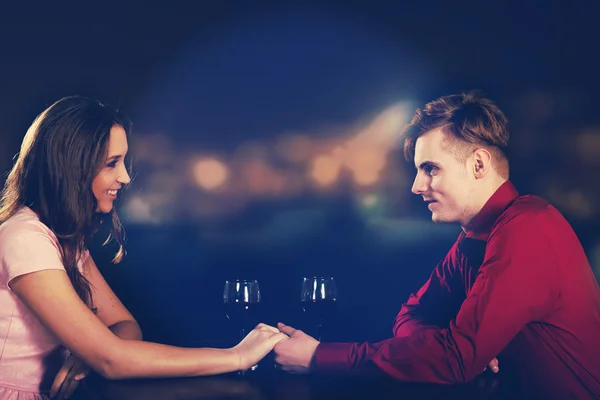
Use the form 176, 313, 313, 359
460, 177, 508, 231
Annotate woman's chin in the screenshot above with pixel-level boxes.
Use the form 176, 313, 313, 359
96, 204, 113, 214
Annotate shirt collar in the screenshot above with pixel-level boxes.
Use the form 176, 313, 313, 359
464, 180, 519, 241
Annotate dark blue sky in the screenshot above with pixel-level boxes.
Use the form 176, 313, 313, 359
134, 8, 435, 147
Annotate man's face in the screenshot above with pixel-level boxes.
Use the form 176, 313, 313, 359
411, 128, 476, 226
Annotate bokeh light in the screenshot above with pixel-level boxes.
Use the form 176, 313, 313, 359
193, 157, 229, 190
310, 155, 342, 187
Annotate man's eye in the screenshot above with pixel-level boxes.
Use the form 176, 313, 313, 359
425, 166, 438, 176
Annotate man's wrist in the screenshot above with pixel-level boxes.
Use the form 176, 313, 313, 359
308, 342, 320, 370
311, 342, 356, 372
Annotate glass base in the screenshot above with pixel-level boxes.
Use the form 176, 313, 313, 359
237, 363, 259, 376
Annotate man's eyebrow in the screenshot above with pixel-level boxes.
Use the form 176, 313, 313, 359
417, 161, 439, 169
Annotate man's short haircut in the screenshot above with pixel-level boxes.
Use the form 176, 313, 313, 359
402, 92, 510, 177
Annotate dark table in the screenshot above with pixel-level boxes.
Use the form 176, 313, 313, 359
79, 369, 509, 400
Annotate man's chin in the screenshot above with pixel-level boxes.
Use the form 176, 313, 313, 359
431, 213, 453, 224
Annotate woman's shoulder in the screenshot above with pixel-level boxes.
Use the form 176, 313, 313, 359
0, 207, 57, 245
0, 207, 66, 282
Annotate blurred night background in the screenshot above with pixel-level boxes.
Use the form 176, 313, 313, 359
1, 1, 599, 348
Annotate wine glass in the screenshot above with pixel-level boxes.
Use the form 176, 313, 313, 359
300, 276, 337, 341
223, 279, 261, 374
223, 279, 262, 340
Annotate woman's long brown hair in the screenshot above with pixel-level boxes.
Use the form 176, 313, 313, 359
0, 96, 131, 307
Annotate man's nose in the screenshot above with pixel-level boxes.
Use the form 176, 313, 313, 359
411, 172, 426, 195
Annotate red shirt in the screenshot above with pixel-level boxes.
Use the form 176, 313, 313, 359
314, 181, 600, 398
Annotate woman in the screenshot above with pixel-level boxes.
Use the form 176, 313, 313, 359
0, 96, 287, 400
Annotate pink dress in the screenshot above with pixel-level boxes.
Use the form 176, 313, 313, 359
0, 207, 88, 399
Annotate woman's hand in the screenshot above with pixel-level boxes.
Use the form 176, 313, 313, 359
232, 323, 289, 370
49, 353, 91, 399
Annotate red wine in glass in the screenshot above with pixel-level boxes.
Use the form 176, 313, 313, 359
300, 277, 337, 341
223, 279, 261, 374
301, 298, 336, 323
224, 302, 262, 330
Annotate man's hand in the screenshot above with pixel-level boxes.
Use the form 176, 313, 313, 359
273, 322, 320, 374
484, 357, 499, 373
49, 353, 91, 399
233, 323, 289, 370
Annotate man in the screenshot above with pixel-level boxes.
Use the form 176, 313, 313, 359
273, 93, 600, 398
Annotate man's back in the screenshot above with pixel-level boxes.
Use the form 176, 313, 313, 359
495, 195, 600, 398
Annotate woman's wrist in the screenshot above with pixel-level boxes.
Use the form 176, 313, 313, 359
226, 347, 242, 371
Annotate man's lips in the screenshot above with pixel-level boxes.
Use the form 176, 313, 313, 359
424, 199, 438, 209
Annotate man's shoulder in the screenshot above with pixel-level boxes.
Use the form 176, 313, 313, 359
494, 193, 567, 231
509, 194, 551, 214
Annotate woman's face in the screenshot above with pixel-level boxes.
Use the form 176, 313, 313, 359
92, 125, 131, 213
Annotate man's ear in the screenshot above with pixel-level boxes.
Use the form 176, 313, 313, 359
471, 148, 492, 179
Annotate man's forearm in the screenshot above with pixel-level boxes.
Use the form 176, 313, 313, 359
393, 311, 440, 338
109, 320, 143, 340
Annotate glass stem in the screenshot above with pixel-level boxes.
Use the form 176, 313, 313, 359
237, 327, 247, 376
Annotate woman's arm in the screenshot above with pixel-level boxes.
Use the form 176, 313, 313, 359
108, 320, 143, 341
10, 270, 285, 379
83, 255, 142, 340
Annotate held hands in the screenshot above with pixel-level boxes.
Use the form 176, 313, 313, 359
49, 353, 91, 399
273, 322, 319, 374
233, 323, 289, 370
